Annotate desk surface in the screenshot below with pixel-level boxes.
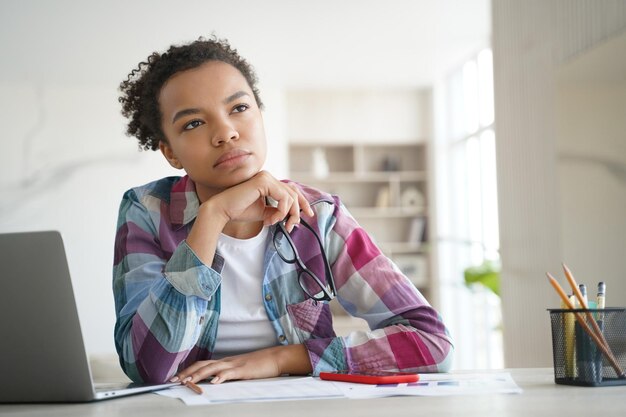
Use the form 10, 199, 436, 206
1, 368, 625, 417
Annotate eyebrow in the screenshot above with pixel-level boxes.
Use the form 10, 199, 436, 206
223, 90, 250, 105
172, 108, 201, 124
171, 91, 251, 124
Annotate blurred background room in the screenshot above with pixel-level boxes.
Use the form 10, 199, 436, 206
1, 0, 624, 374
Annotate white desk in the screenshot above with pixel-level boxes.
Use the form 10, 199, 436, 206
1, 368, 625, 416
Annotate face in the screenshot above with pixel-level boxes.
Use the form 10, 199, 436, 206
158, 61, 267, 202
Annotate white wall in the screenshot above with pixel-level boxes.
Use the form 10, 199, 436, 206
493, 0, 626, 367
287, 90, 431, 143
556, 81, 626, 302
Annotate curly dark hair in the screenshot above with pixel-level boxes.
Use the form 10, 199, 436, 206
119, 36, 264, 151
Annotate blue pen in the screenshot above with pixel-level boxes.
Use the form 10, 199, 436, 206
597, 282, 606, 309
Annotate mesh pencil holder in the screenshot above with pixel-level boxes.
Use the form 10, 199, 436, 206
548, 308, 626, 387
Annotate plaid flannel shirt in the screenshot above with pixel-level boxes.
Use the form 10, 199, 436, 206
113, 175, 453, 383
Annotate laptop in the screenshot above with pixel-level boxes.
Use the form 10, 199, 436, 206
0, 230, 177, 402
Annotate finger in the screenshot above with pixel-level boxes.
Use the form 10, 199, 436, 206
271, 190, 293, 226
171, 360, 214, 382
186, 362, 228, 384
210, 368, 239, 384
288, 183, 314, 217
284, 191, 301, 233
258, 183, 286, 226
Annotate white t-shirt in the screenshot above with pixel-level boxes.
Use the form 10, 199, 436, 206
212, 226, 278, 358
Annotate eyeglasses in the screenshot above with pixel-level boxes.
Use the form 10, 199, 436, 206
273, 204, 336, 302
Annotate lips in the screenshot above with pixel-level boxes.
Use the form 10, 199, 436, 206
213, 148, 252, 167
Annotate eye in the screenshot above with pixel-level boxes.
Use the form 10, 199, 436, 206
232, 104, 249, 113
183, 119, 204, 131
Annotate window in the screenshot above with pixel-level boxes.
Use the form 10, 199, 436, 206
434, 48, 502, 369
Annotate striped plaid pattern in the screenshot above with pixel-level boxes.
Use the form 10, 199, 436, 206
113, 175, 453, 383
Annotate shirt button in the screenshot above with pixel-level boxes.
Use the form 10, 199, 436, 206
265, 294, 272, 301
278, 335, 286, 342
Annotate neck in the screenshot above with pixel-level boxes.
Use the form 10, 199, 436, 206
222, 221, 264, 239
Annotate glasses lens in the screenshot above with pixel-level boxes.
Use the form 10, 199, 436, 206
298, 270, 331, 301
274, 229, 296, 262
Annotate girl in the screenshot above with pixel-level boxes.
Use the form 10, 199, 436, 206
114, 36, 453, 385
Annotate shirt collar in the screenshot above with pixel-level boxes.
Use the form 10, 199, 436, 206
170, 175, 200, 229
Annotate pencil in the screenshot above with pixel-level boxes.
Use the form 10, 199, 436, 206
184, 380, 204, 395
546, 273, 625, 378
562, 264, 615, 358
562, 264, 590, 309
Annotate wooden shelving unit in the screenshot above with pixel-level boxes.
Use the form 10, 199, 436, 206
288, 142, 432, 295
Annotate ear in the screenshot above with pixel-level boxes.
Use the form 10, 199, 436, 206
159, 142, 183, 170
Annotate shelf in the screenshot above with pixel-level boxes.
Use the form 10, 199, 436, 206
288, 141, 432, 297
349, 207, 426, 218
291, 171, 427, 183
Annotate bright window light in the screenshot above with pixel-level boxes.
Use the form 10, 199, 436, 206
478, 49, 494, 127
462, 60, 479, 135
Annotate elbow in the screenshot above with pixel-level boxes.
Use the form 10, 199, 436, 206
435, 343, 454, 372
406, 326, 455, 373
133, 357, 177, 384
428, 331, 454, 372
116, 334, 184, 384
116, 353, 173, 384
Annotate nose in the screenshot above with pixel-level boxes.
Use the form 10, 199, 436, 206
211, 118, 239, 146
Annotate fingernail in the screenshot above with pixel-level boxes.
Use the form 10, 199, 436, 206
169, 376, 179, 383
182, 376, 192, 383
308, 209, 315, 216
211, 376, 220, 384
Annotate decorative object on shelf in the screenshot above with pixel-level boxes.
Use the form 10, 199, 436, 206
312, 147, 329, 178
401, 186, 425, 208
375, 186, 391, 208
407, 216, 426, 245
382, 155, 400, 172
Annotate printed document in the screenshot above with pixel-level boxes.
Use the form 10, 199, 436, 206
157, 372, 522, 406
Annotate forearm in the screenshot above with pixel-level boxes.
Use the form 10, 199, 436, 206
174, 343, 313, 384
304, 320, 453, 376
186, 200, 229, 265
276, 344, 313, 375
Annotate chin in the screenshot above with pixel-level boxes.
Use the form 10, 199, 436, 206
226, 167, 262, 187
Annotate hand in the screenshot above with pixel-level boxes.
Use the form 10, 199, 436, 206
206, 171, 314, 232
186, 172, 313, 265
171, 344, 312, 384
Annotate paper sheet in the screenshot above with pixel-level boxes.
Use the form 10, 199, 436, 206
333, 372, 523, 399
157, 372, 522, 406
156, 377, 343, 405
